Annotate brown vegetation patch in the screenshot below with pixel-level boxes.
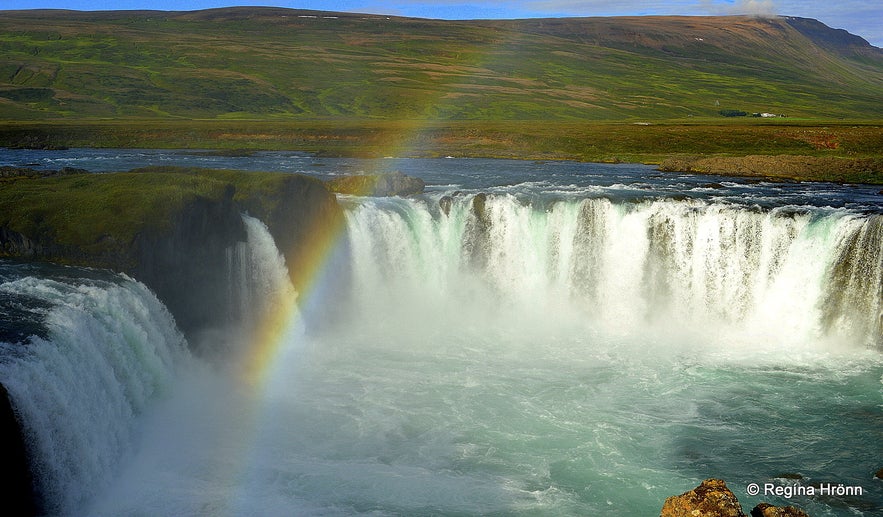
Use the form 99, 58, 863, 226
659, 154, 883, 183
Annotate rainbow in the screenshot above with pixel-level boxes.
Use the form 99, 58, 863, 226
235, 122, 474, 387
238, 203, 347, 389
212, 27, 526, 511
235, 23, 525, 388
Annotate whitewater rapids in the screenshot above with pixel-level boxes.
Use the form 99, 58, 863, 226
0, 158, 880, 516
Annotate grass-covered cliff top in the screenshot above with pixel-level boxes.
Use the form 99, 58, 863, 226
0, 167, 325, 258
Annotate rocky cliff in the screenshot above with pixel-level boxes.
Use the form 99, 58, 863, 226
326, 171, 426, 197
0, 167, 343, 514
130, 184, 247, 337
0, 167, 343, 339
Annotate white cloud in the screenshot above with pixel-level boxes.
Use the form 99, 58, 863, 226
721, 1, 778, 16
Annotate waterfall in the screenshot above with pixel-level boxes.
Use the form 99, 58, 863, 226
226, 214, 295, 331
0, 273, 190, 515
0, 190, 878, 516
0, 214, 295, 515
344, 194, 883, 347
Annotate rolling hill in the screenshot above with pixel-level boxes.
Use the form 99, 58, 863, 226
0, 7, 881, 121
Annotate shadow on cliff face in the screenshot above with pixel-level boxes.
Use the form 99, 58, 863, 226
132, 184, 247, 340
0, 169, 347, 514
0, 383, 36, 516
0, 169, 345, 345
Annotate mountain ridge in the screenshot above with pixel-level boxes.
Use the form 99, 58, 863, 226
0, 8, 881, 120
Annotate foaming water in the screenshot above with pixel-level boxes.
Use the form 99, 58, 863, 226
87, 321, 883, 516
0, 270, 190, 515
344, 194, 881, 348
87, 193, 883, 516
0, 156, 881, 515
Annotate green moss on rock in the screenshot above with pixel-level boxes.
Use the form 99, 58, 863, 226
0, 166, 343, 337
0, 169, 234, 261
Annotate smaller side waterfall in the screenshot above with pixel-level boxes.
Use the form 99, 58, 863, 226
226, 214, 295, 331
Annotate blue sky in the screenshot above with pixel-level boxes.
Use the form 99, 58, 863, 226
2, 1, 880, 47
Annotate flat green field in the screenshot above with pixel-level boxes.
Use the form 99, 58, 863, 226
2, 119, 881, 179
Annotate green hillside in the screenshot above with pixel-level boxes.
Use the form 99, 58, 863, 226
0, 7, 881, 121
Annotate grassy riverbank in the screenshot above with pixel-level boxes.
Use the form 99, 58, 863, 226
2, 119, 882, 182
2, 119, 881, 161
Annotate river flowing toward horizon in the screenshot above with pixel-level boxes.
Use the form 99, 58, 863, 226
1, 149, 881, 515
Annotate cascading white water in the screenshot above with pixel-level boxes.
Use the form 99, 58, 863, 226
199, 212, 300, 361
2, 189, 880, 516
344, 194, 882, 348
3, 148, 880, 515
226, 214, 296, 331
0, 214, 296, 515
0, 274, 189, 515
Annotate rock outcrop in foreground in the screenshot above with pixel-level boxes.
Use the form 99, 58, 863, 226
661, 478, 745, 517
660, 479, 809, 517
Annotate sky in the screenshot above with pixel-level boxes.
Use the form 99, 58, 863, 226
1, 1, 880, 47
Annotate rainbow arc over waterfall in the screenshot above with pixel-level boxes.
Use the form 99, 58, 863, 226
239, 207, 347, 388
234, 27, 524, 385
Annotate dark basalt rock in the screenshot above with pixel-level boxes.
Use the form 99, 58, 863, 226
463, 193, 491, 269
471, 192, 489, 222
326, 171, 424, 197
750, 502, 809, 517
0, 383, 36, 517
439, 195, 453, 216
131, 184, 246, 338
